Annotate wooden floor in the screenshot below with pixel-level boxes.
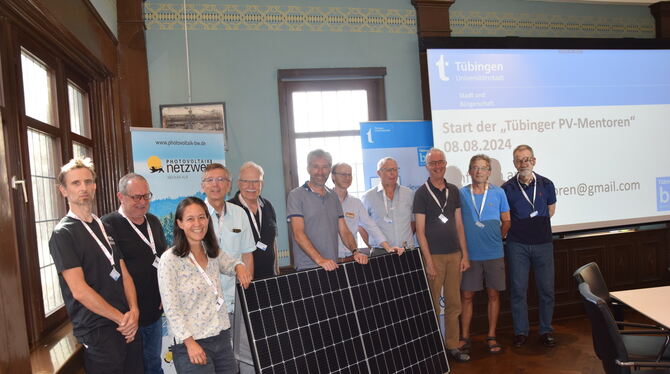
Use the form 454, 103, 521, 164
447, 317, 604, 374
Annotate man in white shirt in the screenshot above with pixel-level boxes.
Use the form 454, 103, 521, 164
331, 162, 403, 258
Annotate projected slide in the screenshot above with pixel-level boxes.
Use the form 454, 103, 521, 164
427, 48, 670, 232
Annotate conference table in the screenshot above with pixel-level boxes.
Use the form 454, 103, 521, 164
610, 286, 670, 329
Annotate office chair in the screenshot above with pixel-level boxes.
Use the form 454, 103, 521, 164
579, 282, 670, 374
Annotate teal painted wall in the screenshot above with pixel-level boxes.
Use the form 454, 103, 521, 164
144, 0, 654, 264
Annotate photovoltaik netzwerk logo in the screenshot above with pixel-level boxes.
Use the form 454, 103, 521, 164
147, 156, 164, 173
657, 177, 670, 211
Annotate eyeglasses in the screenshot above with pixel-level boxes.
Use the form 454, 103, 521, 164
380, 167, 399, 173
427, 160, 446, 167
126, 192, 153, 202
513, 157, 536, 165
332, 172, 352, 177
470, 166, 490, 172
202, 177, 231, 184
239, 179, 262, 184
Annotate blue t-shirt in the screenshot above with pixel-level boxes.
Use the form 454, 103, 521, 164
460, 185, 509, 261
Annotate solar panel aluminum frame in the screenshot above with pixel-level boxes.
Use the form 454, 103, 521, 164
237, 249, 451, 374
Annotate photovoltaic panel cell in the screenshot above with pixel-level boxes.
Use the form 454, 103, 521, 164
238, 249, 450, 374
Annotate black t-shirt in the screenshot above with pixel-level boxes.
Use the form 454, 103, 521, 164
412, 179, 462, 254
229, 192, 277, 279
102, 211, 167, 326
49, 216, 129, 338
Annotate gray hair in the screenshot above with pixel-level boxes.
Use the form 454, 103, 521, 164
513, 144, 534, 158
239, 161, 264, 179
426, 148, 445, 161
331, 162, 350, 175
469, 154, 491, 169
118, 173, 147, 194
307, 149, 332, 167
376, 157, 397, 171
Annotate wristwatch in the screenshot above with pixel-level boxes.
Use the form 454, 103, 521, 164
351, 248, 358, 254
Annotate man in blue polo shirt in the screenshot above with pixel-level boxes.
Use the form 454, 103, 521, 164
287, 149, 368, 271
501, 145, 557, 348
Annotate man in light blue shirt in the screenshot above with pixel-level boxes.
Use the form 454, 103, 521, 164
361, 157, 415, 254
331, 162, 403, 258
201, 163, 255, 371
459, 154, 511, 356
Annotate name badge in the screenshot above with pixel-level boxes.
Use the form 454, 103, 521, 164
438, 214, 448, 223
257, 241, 268, 251
215, 297, 225, 311
152, 256, 160, 269
110, 267, 121, 281
475, 221, 485, 228
384, 216, 393, 223
530, 211, 539, 218
345, 212, 355, 219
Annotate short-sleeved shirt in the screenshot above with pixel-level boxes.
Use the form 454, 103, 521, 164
287, 182, 343, 270
501, 173, 557, 245
413, 179, 461, 255
49, 215, 129, 338
338, 193, 388, 258
102, 211, 167, 326
205, 199, 256, 313
361, 184, 415, 248
459, 184, 510, 261
229, 192, 277, 279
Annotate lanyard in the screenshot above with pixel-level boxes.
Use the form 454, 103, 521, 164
67, 211, 115, 268
516, 172, 537, 210
188, 252, 219, 297
469, 183, 489, 221
238, 195, 262, 238
382, 189, 392, 218
424, 181, 448, 214
118, 208, 156, 256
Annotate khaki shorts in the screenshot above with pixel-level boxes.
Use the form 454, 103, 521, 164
461, 257, 506, 292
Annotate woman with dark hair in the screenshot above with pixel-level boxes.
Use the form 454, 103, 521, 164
158, 196, 251, 373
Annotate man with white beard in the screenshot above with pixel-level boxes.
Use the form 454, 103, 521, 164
501, 145, 557, 348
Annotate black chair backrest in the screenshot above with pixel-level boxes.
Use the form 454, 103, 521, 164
574, 262, 611, 302
579, 282, 631, 374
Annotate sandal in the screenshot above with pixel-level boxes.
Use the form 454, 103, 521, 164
486, 336, 504, 354
448, 348, 471, 362
459, 337, 472, 352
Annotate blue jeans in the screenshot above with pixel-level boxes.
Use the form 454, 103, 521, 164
172, 329, 236, 374
506, 241, 555, 336
139, 318, 164, 374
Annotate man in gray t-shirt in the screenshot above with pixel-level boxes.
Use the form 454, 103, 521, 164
287, 149, 369, 271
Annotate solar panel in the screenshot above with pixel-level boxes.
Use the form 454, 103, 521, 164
237, 249, 450, 374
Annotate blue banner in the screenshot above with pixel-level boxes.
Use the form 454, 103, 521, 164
360, 121, 433, 191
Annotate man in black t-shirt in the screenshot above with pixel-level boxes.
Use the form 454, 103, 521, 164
102, 173, 167, 374
49, 157, 143, 374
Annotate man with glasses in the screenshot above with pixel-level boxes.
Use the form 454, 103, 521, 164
361, 157, 415, 256
201, 163, 256, 369
459, 155, 510, 356
102, 173, 167, 374
501, 145, 557, 348
331, 162, 403, 259
413, 148, 471, 362
287, 149, 367, 271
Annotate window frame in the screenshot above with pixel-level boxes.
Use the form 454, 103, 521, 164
13, 32, 98, 345
277, 67, 387, 269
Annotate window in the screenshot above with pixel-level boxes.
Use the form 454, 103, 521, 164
278, 68, 387, 267
16, 44, 95, 343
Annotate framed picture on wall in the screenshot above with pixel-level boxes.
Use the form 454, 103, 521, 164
160, 102, 226, 132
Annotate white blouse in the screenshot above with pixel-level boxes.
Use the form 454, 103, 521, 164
158, 247, 241, 343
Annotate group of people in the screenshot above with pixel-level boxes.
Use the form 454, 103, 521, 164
287, 145, 556, 363
49, 160, 276, 373
49, 142, 556, 373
